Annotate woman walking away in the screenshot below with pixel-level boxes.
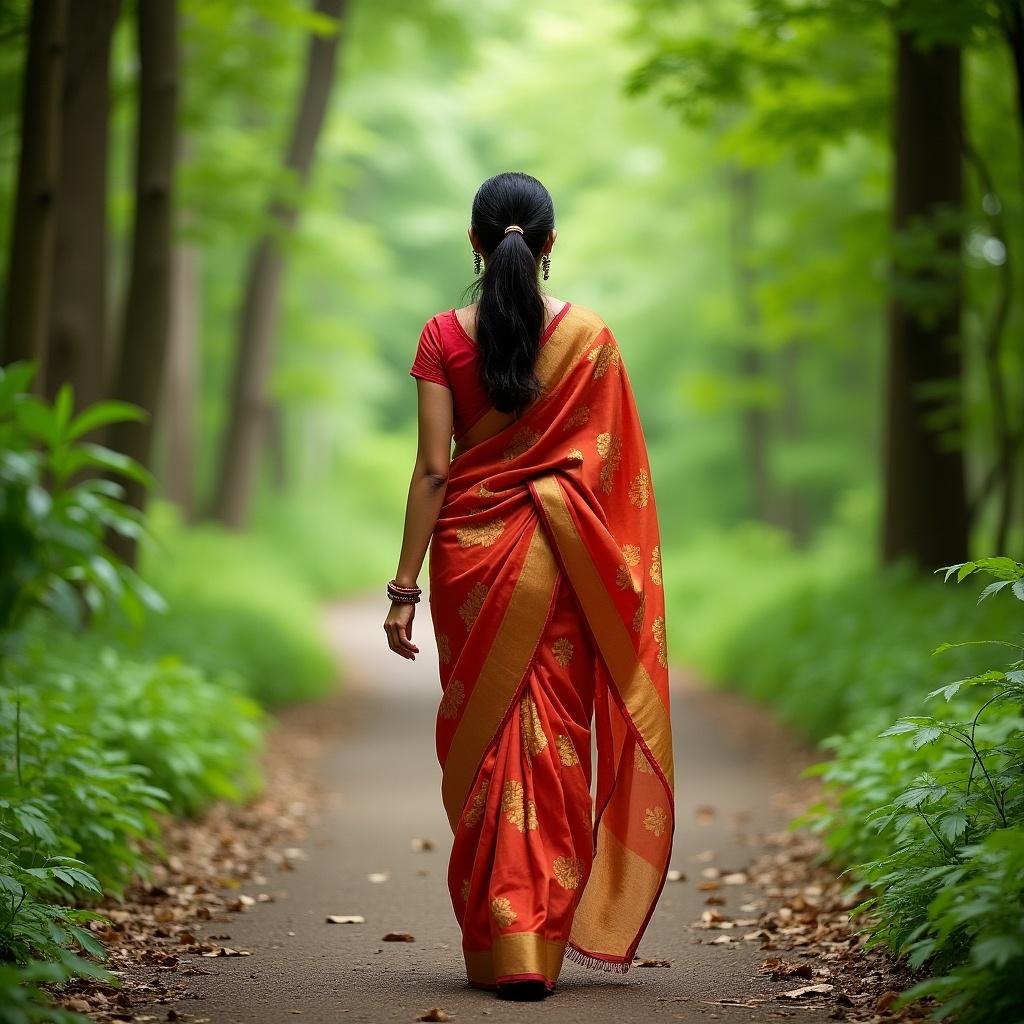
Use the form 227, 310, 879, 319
384, 171, 675, 1001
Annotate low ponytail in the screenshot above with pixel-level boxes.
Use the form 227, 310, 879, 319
466, 172, 555, 416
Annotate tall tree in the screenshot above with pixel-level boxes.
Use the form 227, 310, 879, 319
213, 0, 347, 529
880, 29, 969, 567
105, 0, 179, 566
1, 0, 68, 374
45, 0, 121, 407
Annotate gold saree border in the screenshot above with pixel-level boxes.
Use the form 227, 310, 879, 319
532, 474, 675, 789
452, 306, 606, 458
569, 824, 663, 959
464, 932, 567, 986
440, 521, 559, 832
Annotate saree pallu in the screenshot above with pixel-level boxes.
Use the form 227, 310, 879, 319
428, 304, 675, 991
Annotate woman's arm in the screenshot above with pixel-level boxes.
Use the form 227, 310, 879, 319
384, 378, 454, 660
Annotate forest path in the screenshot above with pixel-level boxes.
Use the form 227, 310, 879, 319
145, 592, 844, 1024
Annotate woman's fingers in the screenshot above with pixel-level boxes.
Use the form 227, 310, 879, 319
383, 612, 419, 659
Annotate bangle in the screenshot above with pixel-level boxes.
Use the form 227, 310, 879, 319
387, 579, 422, 603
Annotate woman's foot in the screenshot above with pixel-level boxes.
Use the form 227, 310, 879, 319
496, 979, 550, 1001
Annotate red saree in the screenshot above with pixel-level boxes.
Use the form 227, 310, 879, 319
428, 303, 675, 991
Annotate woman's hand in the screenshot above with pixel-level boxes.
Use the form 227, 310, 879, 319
384, 601, 420, 660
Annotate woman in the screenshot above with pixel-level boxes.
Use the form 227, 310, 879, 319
384, 171, 675, 1001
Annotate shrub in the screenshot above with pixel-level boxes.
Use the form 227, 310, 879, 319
798, 557, 1024, 1024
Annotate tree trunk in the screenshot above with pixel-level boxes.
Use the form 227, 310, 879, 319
45, 0, 120, 407
105, 0, 178, 566
1, 0, 68, 374
212, 0, 347, 529
728, 166, 776, 524
159, 235, 200, 517
881, 30, 969, 569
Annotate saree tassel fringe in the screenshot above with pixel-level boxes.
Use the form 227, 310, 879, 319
565, 943, 633, 974
430, 303, 676, 993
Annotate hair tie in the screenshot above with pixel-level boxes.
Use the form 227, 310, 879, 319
503, 224, 524, 235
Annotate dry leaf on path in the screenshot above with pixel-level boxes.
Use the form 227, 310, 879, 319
411, 838, 436, 852
417, 1010, 450, 1022
367, 872, 390, 883
326, 915, 365, 924
200, 946, 252, 957
760, 957, 814, 980
777, 983, 833, 999
382, 931, 416, 942
636, 958, 672, 968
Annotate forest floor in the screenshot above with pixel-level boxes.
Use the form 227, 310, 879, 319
58, 592, 934, 1024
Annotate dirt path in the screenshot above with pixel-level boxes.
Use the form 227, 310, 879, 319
134, 592, 868, 1024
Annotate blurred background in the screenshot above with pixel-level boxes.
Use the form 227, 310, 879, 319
1, 1, 1023, 1020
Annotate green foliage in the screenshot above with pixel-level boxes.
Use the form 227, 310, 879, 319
0, 362, 165, 640
662, 510, 1019, 740
797, 558, 1024, 1023
100, 500, 337, 706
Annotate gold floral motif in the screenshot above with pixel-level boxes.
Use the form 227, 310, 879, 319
555, 734, 579, 767
563, 405, 590, 430
520, 694, 548, 758
634, 744, 653, 774
595, 431, 623, 494
567, 447, 584, 461
587, 342, 622, 379
490, 896, 517, 927
502, 427, 541, 461
460, 877, 471, 902
501, 780, 538, 833
652, 615, 667, 667
616, 564, 638, 592
622, 544, 641, 567
478, 483, 498, 497
437, 633, 451, 665
439, 679, 465, 720
628, 468, 650, 508
644, 805, 669, 837
456, 518, 506, 548
552, 637, 575, 666
553, 856, 583, 890
459, 582, 489, 631
633, 589, 646, 633
649, 544, 663, 586
463, 779, 489, 828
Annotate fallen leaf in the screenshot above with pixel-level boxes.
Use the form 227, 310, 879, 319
695, 805, 716, 825
722, 872, 748, 885
777, 983, 833, 999
636, 958, 672, 967
666, 869, 686, 882
411, 838, 436, 852
382, 931, 415, 942
417, 1010, 450, 1022
760, 958, 813, 980
367, 872, 390, 884
200, 946, 252, 957
326, 915, 365, 924
876, 990, 901, 1011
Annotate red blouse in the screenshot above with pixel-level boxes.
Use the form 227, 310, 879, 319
409, 302, 572, 439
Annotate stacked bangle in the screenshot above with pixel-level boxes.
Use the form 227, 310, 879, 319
387, 579, 422, 603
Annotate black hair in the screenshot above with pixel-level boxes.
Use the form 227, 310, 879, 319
465, 171, 555, 416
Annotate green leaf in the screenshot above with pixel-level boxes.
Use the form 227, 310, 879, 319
970, 934, 1024, 968
0, 360, 37, 414
911, 725, 942, 749
977, 579, 1011, 603
937, 810, 967, 844
67, 400, 148, 441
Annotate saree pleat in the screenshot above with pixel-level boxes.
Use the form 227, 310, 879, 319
429, 304, 674, 990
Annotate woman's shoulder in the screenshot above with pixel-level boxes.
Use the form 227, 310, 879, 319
560, 301, 613, 341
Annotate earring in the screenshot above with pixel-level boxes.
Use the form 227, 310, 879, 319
541, 253, 551, 280
473, 250, 482, 275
